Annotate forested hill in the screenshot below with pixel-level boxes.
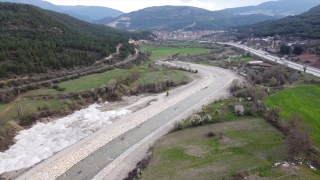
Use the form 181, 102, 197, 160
0, 2, 153, 78
234, 4, 320, 39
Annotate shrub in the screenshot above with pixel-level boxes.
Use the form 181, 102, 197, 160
190, 114, 203, 126
99, 84, 107, 93
230, 79, 241, 93
173, 121, 184, 131
231, 172, 246, 180
208, 130, 215, 137
202, 114, 212, 123
234, 105, 244, 116
57, 87, 66, 92
41, 82, 52, 88
52, 84, 59, 89
264, 106, 282, 124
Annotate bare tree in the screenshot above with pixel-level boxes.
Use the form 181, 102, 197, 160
285, 126, 312, 159
107, 79, 117, 94
303, 64, 308, 73
17, 99, 23, 121
17, 89, 23, 121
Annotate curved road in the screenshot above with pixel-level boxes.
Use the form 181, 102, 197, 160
17, 63, 238, 180
220, 42, 320, 78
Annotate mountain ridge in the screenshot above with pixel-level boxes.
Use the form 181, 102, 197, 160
98, 0, 319, 31
0, 0, 124, 22
222, 0, 319, 17
97, 5, 277, 31
234, 4, 320, 39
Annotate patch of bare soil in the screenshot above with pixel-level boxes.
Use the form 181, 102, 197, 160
0, 126, 16, 152
246, 173, 268, 180
294, 54, 320, 68
183, 145, 208, 158
295, 54, 320, 62
281, 165, 299, 176
218, 137, 247, 151
8, 121, 24, 132
178, 166, 227, 180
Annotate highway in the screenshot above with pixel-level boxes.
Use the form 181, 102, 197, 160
17, 63, 238, 180
220, 42, 320, 78
59, 64, 237, 180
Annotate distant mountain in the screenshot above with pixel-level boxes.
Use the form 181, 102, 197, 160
99, 0, 319, 31
106, 6, 228, 30
235, 4, 320, 39
93, 16, 117, 25
102, 6, 277, 31
222, 0, 319, 17
0, 0, 124, 22
159, 14, 278, 31
0, 2, 152, 78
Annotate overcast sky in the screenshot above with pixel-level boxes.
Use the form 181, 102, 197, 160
45, 0, 274, 13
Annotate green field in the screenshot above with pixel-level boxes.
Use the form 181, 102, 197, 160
141, 119, 320, 180
22, 69, 125, 96
231, 56, 254, 62
0, 99, 62, 127
140, 46, 210, 60
265, 84, 320, 148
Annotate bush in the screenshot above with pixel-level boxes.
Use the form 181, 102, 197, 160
173, 121, 184, 131
234, 105, 244, 116
202, 114, 212, 123
41, 82, 52, 88
190, 114, 203, 126
208, 130, 215, 137
52, 84, 59, 89
230, 79, 241, 93
231, 172, 246, 180
57, 87, 66, 92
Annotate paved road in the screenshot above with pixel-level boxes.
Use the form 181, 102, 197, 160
55, 64, 237, 180
220, 42, 320, 78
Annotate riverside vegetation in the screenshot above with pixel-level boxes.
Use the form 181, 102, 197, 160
0, 42, 212, 153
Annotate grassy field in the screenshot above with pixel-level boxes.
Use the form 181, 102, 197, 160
0, 99, 62, 127
265, 84, 320, 148
140, 46, 210, 60
141, 119, 320, 180
22, 69, 126, 96
231, 56, 254, 62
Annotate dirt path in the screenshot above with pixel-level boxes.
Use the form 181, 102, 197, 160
0, 104, 14, 119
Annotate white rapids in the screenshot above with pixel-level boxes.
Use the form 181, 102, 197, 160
0, 104, 131, 174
